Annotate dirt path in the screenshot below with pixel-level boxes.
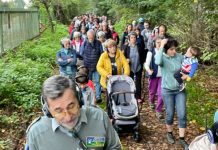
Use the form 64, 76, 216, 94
120, 79, 203, 150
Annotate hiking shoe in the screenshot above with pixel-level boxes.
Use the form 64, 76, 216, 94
179, 139, 189, 150
179, 83, 186, 91
149, 102, 155, 110
166, 133, 175, 144
156, 112, 164, 119
96, 98, 102, 104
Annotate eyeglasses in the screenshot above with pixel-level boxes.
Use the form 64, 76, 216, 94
53, 103, 78, 119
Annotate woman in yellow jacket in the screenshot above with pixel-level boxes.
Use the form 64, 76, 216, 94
97, 39, 130, 89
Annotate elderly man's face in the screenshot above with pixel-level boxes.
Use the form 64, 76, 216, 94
47, 88, 80, 130
87, 32, 95, 42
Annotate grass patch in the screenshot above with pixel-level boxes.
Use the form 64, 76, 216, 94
187, 66, 218, 129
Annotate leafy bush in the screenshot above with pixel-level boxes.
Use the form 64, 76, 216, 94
0, 24, 68, 112
0, 58, 52, 111
0, 23, 70, 148
0, 139, 12, 150
201, 50, 218, 62
187, 74, 218, 128
17, 24, 68, 66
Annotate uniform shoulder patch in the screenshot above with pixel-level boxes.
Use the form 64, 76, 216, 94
26, 116, 41, 133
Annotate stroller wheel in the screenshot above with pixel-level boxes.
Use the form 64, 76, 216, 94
133, 131, 141, 142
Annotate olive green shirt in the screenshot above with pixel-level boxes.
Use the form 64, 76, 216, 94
26, 106, 122, 150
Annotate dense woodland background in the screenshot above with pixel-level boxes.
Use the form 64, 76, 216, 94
0, 0, 217, 149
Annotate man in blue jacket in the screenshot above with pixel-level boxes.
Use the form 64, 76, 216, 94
80, 29, 103, 103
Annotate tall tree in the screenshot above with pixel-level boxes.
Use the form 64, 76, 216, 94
41, 0, 54, 32
32, 0, 55, 32
99, 0, 218, 62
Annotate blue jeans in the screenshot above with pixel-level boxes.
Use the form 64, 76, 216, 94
89, 70, 101, 99
162, 88, 187, 128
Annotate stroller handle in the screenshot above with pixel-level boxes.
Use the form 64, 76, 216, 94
110, 91, 135, 96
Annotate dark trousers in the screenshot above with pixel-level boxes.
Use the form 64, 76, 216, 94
105, 90, 112, 118
174, 69, 189, 84
130, 69, 142, 99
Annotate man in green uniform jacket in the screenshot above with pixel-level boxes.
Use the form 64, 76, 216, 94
25, 75, 122, 150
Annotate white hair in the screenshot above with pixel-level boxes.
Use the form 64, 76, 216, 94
61, 37, 70, 45
73, 31, 81, 38
97, 31, 105, 38
87, 29, 95, 36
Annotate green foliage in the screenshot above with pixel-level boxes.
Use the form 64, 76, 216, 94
0, 112, 20, 126
96, 1, 111, 16
112, 7, 138, 37
38, 3, 50, 25
99, 95, 107, 110
0, 139, 12, 150
33, 0, 93, 24
106, 0, 218, 63
187, 74, 218, 127
201, 50, 218, 62
19, 24, 67, 64
114, 16, 131, 37
0, 57, 52, 111
0, 24, 68, 112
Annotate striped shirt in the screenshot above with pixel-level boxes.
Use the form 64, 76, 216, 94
181, 56, 198, 78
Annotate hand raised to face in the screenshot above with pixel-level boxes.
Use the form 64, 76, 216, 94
160, 39, 168, 48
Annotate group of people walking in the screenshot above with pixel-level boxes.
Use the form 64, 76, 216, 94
25, 13, 218, 150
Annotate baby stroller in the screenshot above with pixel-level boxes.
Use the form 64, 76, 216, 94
107, 75, 140, 141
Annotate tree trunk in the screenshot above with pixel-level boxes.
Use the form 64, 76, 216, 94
53, 4, 68, 24
41, 0, 54, 33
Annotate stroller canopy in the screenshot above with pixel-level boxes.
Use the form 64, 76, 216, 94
107, 75, 136, 94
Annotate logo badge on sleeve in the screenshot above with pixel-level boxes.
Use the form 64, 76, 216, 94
86, 136, 105, 148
